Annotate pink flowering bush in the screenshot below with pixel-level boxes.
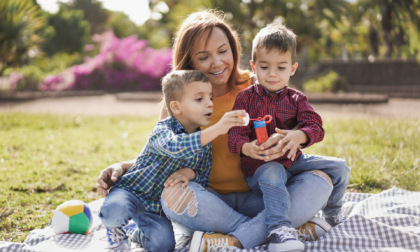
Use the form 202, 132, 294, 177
41, 32, 172, 91
0, 72, 24, 92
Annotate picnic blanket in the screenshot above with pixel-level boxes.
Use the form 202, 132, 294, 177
1, 187, 419, 252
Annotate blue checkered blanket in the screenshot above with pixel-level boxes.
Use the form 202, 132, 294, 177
1, 188, 419, 252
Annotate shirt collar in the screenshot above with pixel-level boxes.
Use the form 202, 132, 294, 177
166, 116, 200, 134
254, 83, 288, 97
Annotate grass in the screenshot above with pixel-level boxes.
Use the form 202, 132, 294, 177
1, 113, 419, 242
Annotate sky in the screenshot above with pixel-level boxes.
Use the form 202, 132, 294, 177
37, 0, 151, 26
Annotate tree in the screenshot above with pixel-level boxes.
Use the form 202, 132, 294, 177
62, 0, 109, 35
106, 11, 139, 38
0, 0, 44, 75
42, 8, 90, 55
357, 0, 420, 58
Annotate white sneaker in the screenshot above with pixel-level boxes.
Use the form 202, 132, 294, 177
106, 226, 131, 250
296, 217, 332, 241
268, 226, 304, 252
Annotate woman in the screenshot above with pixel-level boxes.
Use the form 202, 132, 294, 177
98, 10, 335, 251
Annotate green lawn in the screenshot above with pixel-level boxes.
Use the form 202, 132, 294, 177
1, 113, 419, 242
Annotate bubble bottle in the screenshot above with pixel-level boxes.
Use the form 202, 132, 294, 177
253, 115, 272, 145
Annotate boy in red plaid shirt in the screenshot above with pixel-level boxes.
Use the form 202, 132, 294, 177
228, 22, 350, 252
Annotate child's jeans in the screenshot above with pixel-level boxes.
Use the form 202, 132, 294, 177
246, 154, 350, 233
245, 161, 292, 232
99, 187, 175, 252
161, 169, 333, 249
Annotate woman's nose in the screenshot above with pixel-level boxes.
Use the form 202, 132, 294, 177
212, 55, 222, 66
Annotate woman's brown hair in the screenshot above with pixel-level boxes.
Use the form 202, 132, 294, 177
172, 10, 247, 90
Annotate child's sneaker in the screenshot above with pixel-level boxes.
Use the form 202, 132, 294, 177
268, 226, 304, 252
325, 212, 346, 227
106, 226, 131, 250
123, 222, 142, 245
296, 217, 332, 241
189, 231, 236, 252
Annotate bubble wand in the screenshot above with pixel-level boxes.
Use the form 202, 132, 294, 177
239, 113, 273, 145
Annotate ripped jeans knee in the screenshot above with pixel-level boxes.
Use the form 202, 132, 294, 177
308, 170, 333, 186
161, 183, 198, 217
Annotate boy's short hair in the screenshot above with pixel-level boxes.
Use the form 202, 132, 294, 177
162, 70, 209, 116
252, 22, 297, 63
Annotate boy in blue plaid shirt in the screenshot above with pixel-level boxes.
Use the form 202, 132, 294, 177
99, 70, 246, 251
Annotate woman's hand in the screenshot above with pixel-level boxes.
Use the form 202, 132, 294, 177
97, 163, 124, 197
259, 128, 307, 162
164, 168, 195, 188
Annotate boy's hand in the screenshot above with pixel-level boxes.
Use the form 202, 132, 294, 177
164, 168, 195, 188
241, 141, 267, 160
97, 163, 124, 197
259, 128, 307, 162
215, 110, 247, 134
275, 129, 307, 161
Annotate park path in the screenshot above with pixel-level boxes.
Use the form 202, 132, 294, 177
0, 93, 419, 119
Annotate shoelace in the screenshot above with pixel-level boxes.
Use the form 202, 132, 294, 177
270, 226, 299, 242
297, 225, 315, 241
109, 227, 127, 243
206, 237, 230, 251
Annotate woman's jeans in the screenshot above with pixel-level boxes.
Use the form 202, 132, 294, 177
161, 155, 344, 249
245, 154, 351, 233
99, 187, 175, 252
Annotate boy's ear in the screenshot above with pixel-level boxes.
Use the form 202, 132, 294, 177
250, 60, 256, 72
290, 62, 298, 76
170, 101, 181, 115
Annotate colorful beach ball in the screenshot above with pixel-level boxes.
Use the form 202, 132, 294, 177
52, 200, 93, 235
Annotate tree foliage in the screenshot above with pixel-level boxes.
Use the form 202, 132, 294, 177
0, 0, 44, 75
146, 0, 420, 64
61, 0, 109, 35
106, 11, 140, 38
1, 0, 420, 89
42, 8, 90, 55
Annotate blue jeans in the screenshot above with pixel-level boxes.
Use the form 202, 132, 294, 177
245, 161, 292, 232
161, 168, 334, 249
245, 154, 350, 233
287, 154, 351, 218
99, 187, 175, 252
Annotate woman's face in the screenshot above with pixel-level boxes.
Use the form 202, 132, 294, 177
190, 27, 234, 95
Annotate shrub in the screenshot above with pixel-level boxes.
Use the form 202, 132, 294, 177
0, 53, 83, 92
302, 71, 347, 93
0, 72, 23, 92
41, 31, 172, 91
15, 65, 45, 91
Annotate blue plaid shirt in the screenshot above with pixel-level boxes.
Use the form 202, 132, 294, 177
114, 116, 212, 213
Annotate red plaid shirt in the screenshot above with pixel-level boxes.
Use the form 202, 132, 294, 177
228, 84, 324, 176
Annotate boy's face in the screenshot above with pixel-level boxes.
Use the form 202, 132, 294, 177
250, 48, 298, 93
172, 81, 213, 133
